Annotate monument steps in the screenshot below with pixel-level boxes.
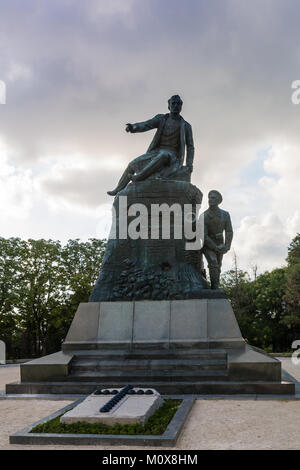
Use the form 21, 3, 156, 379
70, 349, 227, 361
68, 348, 228, 380
67, 369, 229, 382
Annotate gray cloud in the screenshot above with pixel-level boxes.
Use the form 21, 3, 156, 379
41, 165, 119, 208
1, 2, 299, 162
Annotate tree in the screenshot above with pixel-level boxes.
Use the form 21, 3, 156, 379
16, 239, 66, 357
61, 238, 106, 308
283, 234, 300, 340
222, 264, 291, 352
221, 251, 253, 319
284, 263, 300, 330
287, 233, 300, 266
253, 268, 289, 352
47, 238, 106, 351
0, 237, 107, 358
0, 238, 25, 358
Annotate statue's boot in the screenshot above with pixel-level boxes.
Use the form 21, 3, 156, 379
209, 266, 220, 290
131, 154, 167, 182
107, 170, 133, 196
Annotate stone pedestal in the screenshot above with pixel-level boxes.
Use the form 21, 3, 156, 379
89, 179, 214, 302
63, 299, 245, 350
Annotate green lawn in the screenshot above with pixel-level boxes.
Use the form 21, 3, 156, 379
31, 398, 182, 436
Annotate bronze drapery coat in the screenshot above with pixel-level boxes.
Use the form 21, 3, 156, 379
132, 113, 194, 167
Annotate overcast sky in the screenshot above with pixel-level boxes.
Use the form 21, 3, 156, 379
0, 0, 300, 274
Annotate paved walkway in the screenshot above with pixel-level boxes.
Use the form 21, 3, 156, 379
1, 358, 300, 450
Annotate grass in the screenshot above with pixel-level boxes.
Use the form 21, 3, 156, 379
30, 398, 182, 436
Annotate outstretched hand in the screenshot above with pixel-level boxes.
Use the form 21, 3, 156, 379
125, 123, 134, 133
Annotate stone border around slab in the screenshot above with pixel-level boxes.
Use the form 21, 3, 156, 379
9, 396, 195, 447
2, 392, 300, 400
2, 391, 300, 400
0, 392, 86, 400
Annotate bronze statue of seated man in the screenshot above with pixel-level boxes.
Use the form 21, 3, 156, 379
107, 95, 194, 196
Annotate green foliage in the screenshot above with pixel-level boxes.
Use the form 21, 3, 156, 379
221, 264, 293, 352
221, 268, 252, 318
31, 399, 181, 435
0, 237, 106, 358
0, 237, 27, 358
208, 234, 299, 351
283, 263, 300, 332
250, 268, 290, 351
282, 234, 300, 341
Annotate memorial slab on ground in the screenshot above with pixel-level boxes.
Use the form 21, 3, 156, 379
60, 387, 163, 425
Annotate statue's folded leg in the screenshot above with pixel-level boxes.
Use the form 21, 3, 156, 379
107, 152, 156, 195
132, 152, 170, 182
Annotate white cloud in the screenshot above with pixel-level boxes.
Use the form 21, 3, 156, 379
87, 0, 135, 18
260, 143, 300, 216
287, 211, 300, 238
219, 142, 300, 273
229, 213, 289, 273
7, 62, 33, 82
95, 203, 113, 239
0, 137, 34, 220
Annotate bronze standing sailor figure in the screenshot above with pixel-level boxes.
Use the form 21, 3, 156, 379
202, 190, 233, 289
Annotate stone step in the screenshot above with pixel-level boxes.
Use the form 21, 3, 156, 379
6, 380, 295, 395
67, 369, 229, 382
71, 358, 227, 371
71, 348, 227, 361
